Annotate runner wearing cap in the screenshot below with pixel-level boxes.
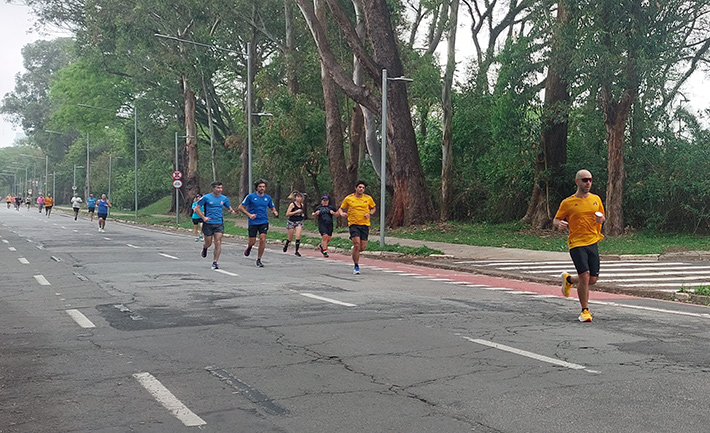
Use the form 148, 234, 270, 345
313, 195, 336, 257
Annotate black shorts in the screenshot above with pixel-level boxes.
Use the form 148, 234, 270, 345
349, 224, 369, 241
319, 222, 334, 236
192, 218, 202, 226
248, 223, 269, 237
202, 223, 224, 236
97, 213, 108, 220
88, 207, 95, 213
569, 243, 600, 276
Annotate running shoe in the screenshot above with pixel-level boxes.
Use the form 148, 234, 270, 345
212, 262, 219, 270
353, 265, 360, 275
561, 272, 572, 298
194, 237, 201, 242
318, 244, 323, 253
294, 251, 301, 257
201, 246, 207, 258
578, 309, 593, 322
244, 246, 252, 257
323, 252, 329, 258
283, 241, 289, 253
256, 259, 264, 267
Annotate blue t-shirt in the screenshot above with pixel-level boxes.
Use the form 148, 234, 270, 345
241, 192, 274, 225
97, 199, 109, 214
191, 202, 203, 219
87, 197, 97, 208
196, 194, 231, 224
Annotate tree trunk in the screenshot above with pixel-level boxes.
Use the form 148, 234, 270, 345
523, 1, 570, 229
316, 0, 351, 214
361, 0, 435, 227
604, 101, 630, 236
440, 0, 458, 221
182, 74, 200, 214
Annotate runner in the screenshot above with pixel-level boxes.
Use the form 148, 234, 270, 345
24, 195, 31, 210
70, 193, 83, 220
37, 194, 45, 213
86, 194, 97, 221
96, 194, 111, 232
337, 180, 376, 275
553, 169, 606, 322
14, 196, 22, 211
44, 194, 53, 217
191, 194, 204, 242
313, 195, 336, 257
6, 194, 12, 209
193, 182, 237, 270
283, 191, 305, 257
238, 179, 278, 268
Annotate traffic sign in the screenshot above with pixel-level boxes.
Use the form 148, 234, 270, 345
172, 170, 183, 180
172, 180, 183, 189
72, 185, 77, 191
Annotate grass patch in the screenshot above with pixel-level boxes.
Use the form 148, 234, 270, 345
390, 221, 710, 255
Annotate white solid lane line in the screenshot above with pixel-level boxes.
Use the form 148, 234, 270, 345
18, 258, 29, 264
132, 372, 206, 427
159, 253, 179, 260
462, 336, 599, 374
300, 293, 357, 307
214, 269, 239, 276
66, 309, 96, 328
34, 275, 51, 286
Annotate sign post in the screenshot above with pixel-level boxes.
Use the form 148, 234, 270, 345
172, 171, 182, 225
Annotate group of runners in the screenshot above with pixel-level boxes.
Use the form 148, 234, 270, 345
4, 192, 111, 230
192, 179, 374, 274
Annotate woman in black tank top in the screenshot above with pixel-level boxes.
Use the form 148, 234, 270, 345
284, 191, 305, 256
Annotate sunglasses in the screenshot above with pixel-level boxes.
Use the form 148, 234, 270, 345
580, 178, 593, 183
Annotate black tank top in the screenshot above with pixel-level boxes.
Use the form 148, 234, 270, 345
288, 202, 304, 222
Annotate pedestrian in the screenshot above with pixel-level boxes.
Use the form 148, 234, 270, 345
238, 179, 278, 268
193, 182, 237, 270
191, 194, 204, 242
86, 194, 97, 221
96, 194, 111, 232
313, 195, 336, 257
71, 193, 83, 220
553, 169, 606, 322
283, 191, 305, 257
25, 195, 31, 210
6, 194, 11, 209
336, 180, 376, 275
37, 194, 45, 213
44, 194, 53, 217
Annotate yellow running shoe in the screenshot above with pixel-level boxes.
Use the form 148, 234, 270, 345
578, 309, 592, 322
561, 272, 572, 298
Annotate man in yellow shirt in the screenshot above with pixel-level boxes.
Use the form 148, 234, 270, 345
337, 180, 376, 275
553, 169, 606, 322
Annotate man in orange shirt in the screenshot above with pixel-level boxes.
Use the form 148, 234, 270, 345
337, 180, 376, 275
553, 169, 606, 322
44, 194, 54, 217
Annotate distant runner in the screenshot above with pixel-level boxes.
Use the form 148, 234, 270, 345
86, 194, 97, 221
193, 182, 237, 270
337, 180, 376, 275
71, 193, 83, 220
96, 194, 111, 232
238, 180, 278, 268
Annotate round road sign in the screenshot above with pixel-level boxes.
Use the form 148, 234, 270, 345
172, 180, 183, 189
172, 170, 183, 180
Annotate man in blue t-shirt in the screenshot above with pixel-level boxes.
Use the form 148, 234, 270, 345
194, 181, 237, 270
238, 179, 278, 267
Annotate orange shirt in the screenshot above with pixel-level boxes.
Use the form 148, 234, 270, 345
554, 193, 604, 249
339, 193, 376, 226
44, 197, 54, 207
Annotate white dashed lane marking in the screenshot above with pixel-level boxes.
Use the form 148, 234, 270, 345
133, 372, 206, 427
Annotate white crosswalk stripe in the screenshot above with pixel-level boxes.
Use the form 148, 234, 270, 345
460, 259, 710, 289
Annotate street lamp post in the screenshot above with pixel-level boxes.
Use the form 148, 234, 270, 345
73, 165, 84, 191
380, 69, 413, 246
86, 132, 90, 199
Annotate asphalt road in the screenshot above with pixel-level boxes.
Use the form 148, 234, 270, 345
2, 206, 710, 433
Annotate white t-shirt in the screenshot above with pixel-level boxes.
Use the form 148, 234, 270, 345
71, 196, 83, 209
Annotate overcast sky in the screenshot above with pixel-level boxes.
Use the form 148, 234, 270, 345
0, 3, 708, 149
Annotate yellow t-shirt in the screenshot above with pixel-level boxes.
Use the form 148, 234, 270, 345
44, 197, 54, 207
554, 193, 604, 249
339, 193, 376, 226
